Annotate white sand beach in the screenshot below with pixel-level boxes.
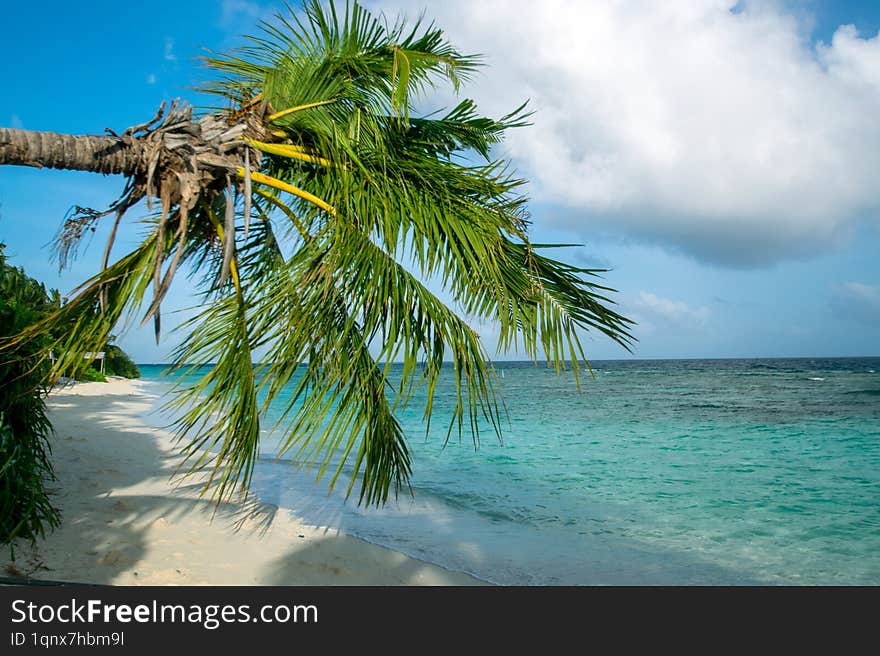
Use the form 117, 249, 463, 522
2, 378, 482, 586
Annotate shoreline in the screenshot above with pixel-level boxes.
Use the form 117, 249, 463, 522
3, 378, 484, 586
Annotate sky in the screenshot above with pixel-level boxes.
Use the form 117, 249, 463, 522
1, 0, 878, 363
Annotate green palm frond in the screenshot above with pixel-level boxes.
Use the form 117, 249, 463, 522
25, 0, 634, 507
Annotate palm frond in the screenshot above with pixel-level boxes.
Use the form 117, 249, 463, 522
178, 0, 634, 503
11, 0, 635, 508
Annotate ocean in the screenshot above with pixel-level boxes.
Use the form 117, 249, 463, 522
139, 357, 880, 585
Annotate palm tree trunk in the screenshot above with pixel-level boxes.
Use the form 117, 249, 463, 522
0, 127, 142, 175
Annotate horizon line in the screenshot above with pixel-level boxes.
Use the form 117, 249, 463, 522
133, 354, 880, 367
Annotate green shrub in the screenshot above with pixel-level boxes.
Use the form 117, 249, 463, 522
75, 366, 106, 383
103, 344, 140, 378
0, 415, 57, 556
0, 245, 60, 551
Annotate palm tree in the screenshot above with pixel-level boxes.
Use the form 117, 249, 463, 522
0, 1, 633, 506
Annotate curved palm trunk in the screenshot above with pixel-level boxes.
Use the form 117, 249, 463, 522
0, 101, 263, 261
0, 102, 263, 200
1, 102, 265, 341
0, 127, 142, 175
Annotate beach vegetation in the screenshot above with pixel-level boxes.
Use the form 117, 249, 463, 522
102, 343, 141, 379
0, 245, 60, 551
0, 1, 633, 507
74, 366, 107, 383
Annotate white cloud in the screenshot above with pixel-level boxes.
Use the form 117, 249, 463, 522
220, 0, 272, 29
367, 0, 880, 267
630, 292, 710, 333
146, 73, 157, 85
831, 282, 880, 325
164, 37, 177, 62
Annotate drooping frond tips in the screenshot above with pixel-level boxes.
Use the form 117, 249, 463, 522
54, 205, 102, 273
42, 0, 634, 511
243, 148, 252, 239
219, 175, 237, 287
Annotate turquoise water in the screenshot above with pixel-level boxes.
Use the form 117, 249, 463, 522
139, 358, 880, 585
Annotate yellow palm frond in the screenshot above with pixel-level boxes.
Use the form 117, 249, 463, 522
240, 168, 336, 216
267, 98, 338, 123
245, 139, 336, 168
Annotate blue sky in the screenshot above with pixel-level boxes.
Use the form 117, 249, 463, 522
1, 0, 878, 363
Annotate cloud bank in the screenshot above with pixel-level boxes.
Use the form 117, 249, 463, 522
627, 291, 710, 338
368, 0, 880, 267
831, 281, 880, 325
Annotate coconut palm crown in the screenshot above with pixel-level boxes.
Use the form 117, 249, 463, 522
0, 0, 634, 505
